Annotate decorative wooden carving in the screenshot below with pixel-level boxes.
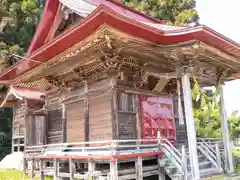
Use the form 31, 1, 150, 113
44, 76, 68, 88
100, 49, 124, 75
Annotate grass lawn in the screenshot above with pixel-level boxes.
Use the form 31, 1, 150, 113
0, 169, 53, 180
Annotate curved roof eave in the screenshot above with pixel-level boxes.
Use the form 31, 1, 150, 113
0, 5, 240, 82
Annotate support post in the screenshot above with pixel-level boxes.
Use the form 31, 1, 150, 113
215, 144, 222, 173
135, 94, 141, 141
39, 159, 44, 180
31, 158, 35, 180
69, 159, 74, 180
181, 73, 200, 180
181, 145, 188, 180
84, 80, 89, 143
219, 85, 234, 173
110, 76, 118, 139
110, 159, 118, 180
62, 103, 66, 143
135, 157, 143, 180
158, 165, 166, 180
88, 160, 96, 179
53, 159, 58, 180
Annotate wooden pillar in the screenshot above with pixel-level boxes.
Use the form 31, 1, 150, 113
219, 85, 234, 173
135, 157, 143, 180
110, 76, 118, 139
88, 160, 96, 178
31, 158, 35, 180
158, 165, 165, 180
53, 159, 58, 180
69, 159, 74, 180
84, 80, 89, 142
110, 159, 118, 180
135, 95, 141, 140
62, 103, 66, 143
181, 73, 200, 180
23, 100, 28, 151
11, 107, 15, 153
39, 159, 44, 180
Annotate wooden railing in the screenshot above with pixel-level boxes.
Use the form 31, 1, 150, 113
25, 139, 161, 156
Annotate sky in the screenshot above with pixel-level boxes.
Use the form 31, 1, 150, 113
196, 0, 240, 115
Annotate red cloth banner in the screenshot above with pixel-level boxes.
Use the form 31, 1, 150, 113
140, 95, 176, 142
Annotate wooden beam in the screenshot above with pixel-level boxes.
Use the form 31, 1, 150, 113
199, 42, 240, 66
219, 85, 234, 173
110, 159, 118, 180
84, 80, 89, 142
39, 159, 44, 180
69, 159, 74, 180
31, 158, 35, 180
88, 160, 96, 179
181, 73, 200, 180
135, 94, 141, 140
110, 76, 119, 139
53, 159, 59, 180
62, 103, 66, 143
135, 157, 143, 180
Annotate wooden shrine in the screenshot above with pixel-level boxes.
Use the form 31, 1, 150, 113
0, 0, 240, 179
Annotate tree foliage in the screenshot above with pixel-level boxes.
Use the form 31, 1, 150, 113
0, 0, 43, 159
228, 115, 240, 138
192, 80, 240, 139
0, 108, 13, 160
123, 0, 199, 26
0, 0, 42, 68
193, 90, 222, 138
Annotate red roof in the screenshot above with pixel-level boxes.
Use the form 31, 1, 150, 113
0, 1, 240, 83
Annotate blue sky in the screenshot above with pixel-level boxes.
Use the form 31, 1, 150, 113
196, 0, 240, 115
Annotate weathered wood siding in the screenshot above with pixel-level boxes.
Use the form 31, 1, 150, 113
66, 100, 84, 142
47, 109, 63, 144
13, 101, 27, 137
25, 114, 47, 146
45, 91, 63, 144
89, 93, 112, 141
25, 115, 35, 146
88, 79, 113, 142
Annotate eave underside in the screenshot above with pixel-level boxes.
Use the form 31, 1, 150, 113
12, 26, 240, 90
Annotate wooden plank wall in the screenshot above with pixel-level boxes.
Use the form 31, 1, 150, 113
66, 100, 84, 142
25, 114, 47, 146
13, 101, 27, 137
89, 93, 112, 141
45, 91, 63, 144
35, 115, 47, 145
47, 109, 63, 144
88, 79, 113, 142
25, 115, 35, 146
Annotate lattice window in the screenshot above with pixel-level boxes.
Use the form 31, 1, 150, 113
117, 92, 135, 113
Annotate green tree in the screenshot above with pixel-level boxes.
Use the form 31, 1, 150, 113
228, 115, 240, 138
0, 0, 43, 159
192, 80, 240, 139
0, 0, 42, 68
123, 0, 199, 26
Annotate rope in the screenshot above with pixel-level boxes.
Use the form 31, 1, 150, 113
192, 73, 223, 114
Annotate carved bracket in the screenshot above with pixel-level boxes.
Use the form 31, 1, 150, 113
45, 76, 68, 88
100, 49, 124, 76
73, 67, 88, 80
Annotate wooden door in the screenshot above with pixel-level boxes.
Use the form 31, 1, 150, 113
66, 101, 84, 142
25, 114, 47, 146
47, 109, 63, 144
